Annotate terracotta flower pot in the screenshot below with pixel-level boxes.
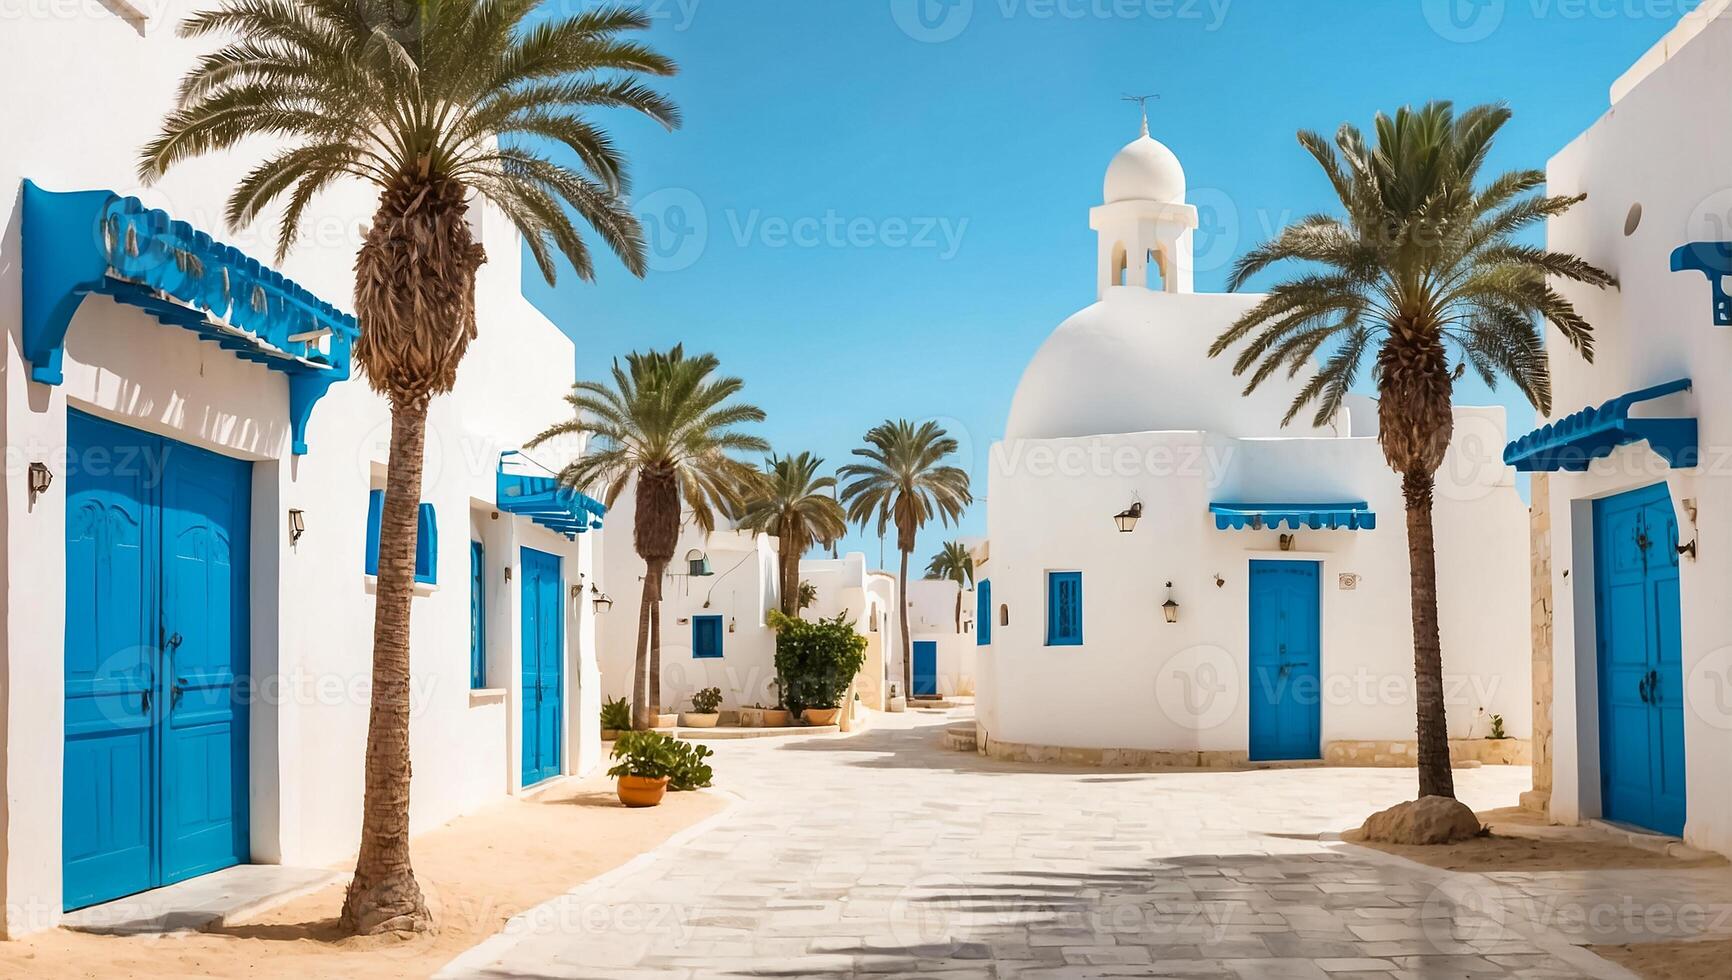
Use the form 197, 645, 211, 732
802, 707, 842, 726
616, 774, 670, 808
680, 712, 719, 728
600, 728, 622, 741
761, 709, 792, 727
653, 713, 678, 729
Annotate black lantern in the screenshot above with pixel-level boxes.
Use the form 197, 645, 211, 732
1113, 501, 1143, 533
1161, 582, 1179, 624
590, 584, 614, 613
27, 461, 53, 503
287, 508, 306, 545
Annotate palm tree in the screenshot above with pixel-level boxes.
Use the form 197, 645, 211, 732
925, 540, 975, 633
141, 0, 678, 934
737, 452, 848, 617
1209, 102, 1613, 804
531, 346, 767, 732
839, 420, 972, 699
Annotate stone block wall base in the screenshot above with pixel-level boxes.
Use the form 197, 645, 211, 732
978, 731, 1248, 769
1519, 789, 1551, 816
1324, 737, 1533, 767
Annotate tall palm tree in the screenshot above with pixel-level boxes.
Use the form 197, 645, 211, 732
1209, 102, 1613, 804
531, 346, 767, 731
737, 452, 848, 617
925, 540, 975, 633
839, 420, 972, 698
142, 0, 678, 934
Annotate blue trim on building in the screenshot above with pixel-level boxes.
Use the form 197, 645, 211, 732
1045, 571, 1082, 646
1671, 241, 1732, 327
1502, 379, 1697, 472
21, 181, 356, 454
495, 451, 606, 539
470, 541, 486, 689
415, 504, 438, 585
976, 579, 991, 646
1209, 502, 1376, 531
692, 615, 724, 659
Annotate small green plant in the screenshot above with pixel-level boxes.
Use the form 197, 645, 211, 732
797, 580, 818, 610
1488, 714, 1507, 740
770, 609, 867, 713
606, 731, 715, 790
600, 696, 632, 732
691, 686, 723, 714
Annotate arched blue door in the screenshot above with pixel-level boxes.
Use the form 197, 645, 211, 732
520, 548, 564, 786
1248, 561, 1321, 762
64, 412, 250, 910
1594, 484, 1687, 836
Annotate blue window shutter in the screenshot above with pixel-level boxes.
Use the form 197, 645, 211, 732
415, 504, 438, 585
470, 541, 485, 688
364, 489, 383, 576
693, 615, 723, 659
977, 580, 992, 646
1046, 572, 1082, 646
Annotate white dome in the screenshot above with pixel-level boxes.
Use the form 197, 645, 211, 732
1005, 288, 1336, 441
1103, 132, 1186, 205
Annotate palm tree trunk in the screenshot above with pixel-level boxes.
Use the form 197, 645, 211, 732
341, 397, 432, 936
632, 585, 652, 731
898, 548, 913, 699
649, 593, 662, 718
1403, 472, 1455, 800
953, 588, 962, 633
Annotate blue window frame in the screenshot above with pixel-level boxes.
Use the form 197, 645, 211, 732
692, 615, 724, 659
470, 541, 485, 689
1046, 571, 1082, 646
977, 579, 992, 646
363, 490, 437, 585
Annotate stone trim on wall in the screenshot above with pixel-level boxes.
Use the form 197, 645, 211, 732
977, 730, 1248, 769
1524, 473, 1555, 814
1323, 738, 1532, 767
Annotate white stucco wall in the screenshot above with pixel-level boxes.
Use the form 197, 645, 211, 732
1540, 3, 1732, 856
0, 3, 602, 932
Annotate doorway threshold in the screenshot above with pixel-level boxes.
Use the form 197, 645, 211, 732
63, 865, 342, 936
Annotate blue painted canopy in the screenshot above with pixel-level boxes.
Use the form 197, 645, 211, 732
1671, 241, 1732, 327
1502, 379, 1697, 473
1210, 502, 1376, 531
21, 181, 357, 454
497, 451, 606, 538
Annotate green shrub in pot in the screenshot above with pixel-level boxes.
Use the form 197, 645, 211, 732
606, 731, 715, 790
770, 610, 866, 713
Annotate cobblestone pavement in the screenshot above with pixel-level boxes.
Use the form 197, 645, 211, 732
440, 711, 1732, 979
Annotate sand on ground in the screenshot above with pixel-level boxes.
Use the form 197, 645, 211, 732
0, 772, 726, 980
1594, 938, 1732, 980
1344, 806, 1728, 873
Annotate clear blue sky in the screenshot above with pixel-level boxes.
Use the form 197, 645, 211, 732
524, 0, 1697, 569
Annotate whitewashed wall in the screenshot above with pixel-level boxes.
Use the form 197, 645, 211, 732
1541, 3, 1732, 856
0, 1, 601, 933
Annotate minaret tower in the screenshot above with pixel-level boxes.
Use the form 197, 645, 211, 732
1090, 104, 1198, 298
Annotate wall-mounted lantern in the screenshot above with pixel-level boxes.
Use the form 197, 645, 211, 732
1113, 500, 1143, 533
728, 616, 737, 634
589, 583, 614, 613
27, 461, 53, 503
686, 548, 713, 576
1161, 581, 1180, 624
288, 508, 306, 545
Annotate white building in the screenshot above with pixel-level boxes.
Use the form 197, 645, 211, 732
0, 3, 607, 933
904, 577, 977, 698
594, 496, 898, 715
1520, 2, 1732, 855
974, 119, 1533, 768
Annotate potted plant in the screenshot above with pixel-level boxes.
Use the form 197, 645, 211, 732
600, 696, 631, 740
887, 684, 906, 713
737, 704, 766, 728
607, 731, 716, 807
761, 678, 792, 727
770, 610, 866, 727
681, 686, 723, 728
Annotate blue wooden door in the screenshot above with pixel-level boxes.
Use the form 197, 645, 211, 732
912, 641, 938, 697
64, 412, 250, 910
520, 548, 563, 786
1594, 484, 1687, 836
1248, 561, 1321, 762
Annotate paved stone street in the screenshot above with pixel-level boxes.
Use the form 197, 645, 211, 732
441, 711, 1732, 979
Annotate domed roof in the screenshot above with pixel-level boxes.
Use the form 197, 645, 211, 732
1004, 289, 1337, 441
1103, 124, 1186, 205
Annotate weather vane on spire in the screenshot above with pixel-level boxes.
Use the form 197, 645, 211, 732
1123, 93, 1160, 136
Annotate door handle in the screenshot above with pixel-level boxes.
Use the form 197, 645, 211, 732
166, 632, 182, 650
1648, 669, 1661, 706
141, 688, 152, 714
1639, 673, 1649, 704
172, 679, 186, 707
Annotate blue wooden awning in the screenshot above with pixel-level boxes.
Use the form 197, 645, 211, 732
1502, 379, 1696, 472
1672, 241, 1732, 327
1209, 502, 1376, 531
496, 451, 606, 538
21, 180, 357, 454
